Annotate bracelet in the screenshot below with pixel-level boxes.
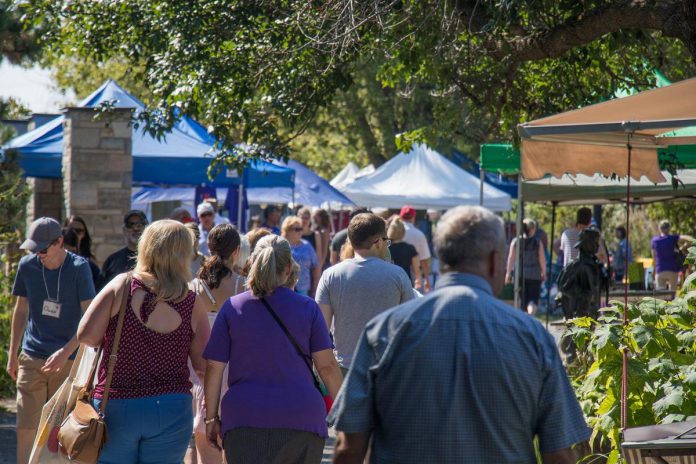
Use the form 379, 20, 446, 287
204, 416, 220, 425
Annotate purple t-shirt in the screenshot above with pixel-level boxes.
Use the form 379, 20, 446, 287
203, 286, 333, 437
651, 234, 680, 273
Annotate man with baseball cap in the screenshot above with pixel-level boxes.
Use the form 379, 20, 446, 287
97, 209, 148, 289
399, 205, 432, 292
8, 217, 96, 463
197, 201, 230, 256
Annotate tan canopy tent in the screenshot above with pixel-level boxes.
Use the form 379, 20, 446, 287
518, 76, 696, 433
519, 77, 696, 182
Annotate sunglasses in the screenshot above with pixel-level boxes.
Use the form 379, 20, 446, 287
125, 221, 147, 229
292, 227, 304, 232
37, 239, 59, 255
71, 227, 86, 234
199, 212, 214, 218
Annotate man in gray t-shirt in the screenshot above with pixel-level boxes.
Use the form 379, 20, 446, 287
316, 213, 413, 372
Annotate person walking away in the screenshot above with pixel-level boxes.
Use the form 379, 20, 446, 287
98, 210, 148, 290
386, 217, 421, 290
282, 216, 320, 297
316, 213, 413, 376
260, 205, 282, 235
399, 205, 431, 292
188, 224, 245, 464
312, 208, 332, 269
330, 206, 590, 464
77, 220, 210, 464
203, 234, 342, 464
505, 218, 546, 315
330, 208, 369, 265
7, 217, 96, 464
561, 207, 592, 267
651, 220, 692, 290
612, 226, 632, 283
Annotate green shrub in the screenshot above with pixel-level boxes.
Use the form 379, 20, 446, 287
565, 246, 696, 464
0, 251, 19, 398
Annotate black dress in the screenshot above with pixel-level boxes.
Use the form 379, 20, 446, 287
389, 242, 417, 280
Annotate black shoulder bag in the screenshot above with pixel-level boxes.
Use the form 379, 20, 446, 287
259, 297, 332, 412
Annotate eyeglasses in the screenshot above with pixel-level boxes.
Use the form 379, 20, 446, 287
373, 237, 391, 247
37, 239, 59, 255
125, 221, 147, 229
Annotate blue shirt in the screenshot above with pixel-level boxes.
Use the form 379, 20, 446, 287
330, 272, 589, 463
291, 239, 319, 293
12, 252, 96, 359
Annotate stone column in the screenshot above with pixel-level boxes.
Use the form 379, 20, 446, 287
62, 107, 133, 265
25, 178, 64, 225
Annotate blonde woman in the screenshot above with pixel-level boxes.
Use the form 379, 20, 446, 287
78, 220, 210, 464
387, 217, 421, 289
282, 216, 320, 296
188, 224, 245, 464
203, 235, 342, 464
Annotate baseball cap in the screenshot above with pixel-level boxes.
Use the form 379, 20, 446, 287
20, 217, 62, 252
124, 210, 148, 226
399, 205, 416, 220
197, 202, 215, 216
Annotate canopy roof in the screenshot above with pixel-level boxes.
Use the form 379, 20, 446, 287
340, 143, 511, 211
3, 80, 294, 188
247, 159, 354, 207
330, 162, 359, 188
522, 170, 696, 204
518, 77, 696, 182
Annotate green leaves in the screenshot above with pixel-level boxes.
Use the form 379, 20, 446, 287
566, 279, 696, 460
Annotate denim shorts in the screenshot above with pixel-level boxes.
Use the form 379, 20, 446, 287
93, 393, 193, 464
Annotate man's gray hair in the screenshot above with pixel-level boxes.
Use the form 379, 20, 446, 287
434, 206, 505, 272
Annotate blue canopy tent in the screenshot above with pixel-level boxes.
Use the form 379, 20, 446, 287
247, 160, 354, 207
2, 80, 295, 189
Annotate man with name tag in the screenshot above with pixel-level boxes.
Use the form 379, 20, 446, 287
6, 217, 96, 464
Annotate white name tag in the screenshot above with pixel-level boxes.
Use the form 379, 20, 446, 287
42, 299, 62, 318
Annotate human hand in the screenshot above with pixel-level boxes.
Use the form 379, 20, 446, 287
505, 273, 513, 285
41, 348, 69, 374
206, 420, 222, 451
6, 352, 18, 381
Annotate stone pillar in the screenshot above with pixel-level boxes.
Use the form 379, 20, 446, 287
62, 107, 132, 265
25, 178, 64, 225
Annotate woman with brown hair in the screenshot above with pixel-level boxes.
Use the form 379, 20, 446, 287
78, 220, 210, 463
312, 208, 332, 269
188, 223, 245, 464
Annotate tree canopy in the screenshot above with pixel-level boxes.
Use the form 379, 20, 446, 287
23, 0, 696, 172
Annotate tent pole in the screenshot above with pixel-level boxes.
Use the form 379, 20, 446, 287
237, 184, 243, 230
621, 133, 633, 432
479, 169, 485, 206
546, 201, 557, 330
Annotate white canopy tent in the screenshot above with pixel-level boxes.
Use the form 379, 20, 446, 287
340, 144, 512, 211
330, 162, 375, 189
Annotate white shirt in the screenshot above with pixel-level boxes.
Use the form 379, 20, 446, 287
560, 228, 580, 267
403, 222, 431, 261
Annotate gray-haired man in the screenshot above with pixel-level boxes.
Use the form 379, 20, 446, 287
330, 206, 589, 464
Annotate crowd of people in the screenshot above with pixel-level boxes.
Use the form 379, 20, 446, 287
8, 201, 605, 464
504, 206, 694, 318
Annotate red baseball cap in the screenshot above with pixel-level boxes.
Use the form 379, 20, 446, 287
399, 205, 416, 219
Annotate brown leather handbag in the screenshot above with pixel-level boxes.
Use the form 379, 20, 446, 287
58, 275, 130, 464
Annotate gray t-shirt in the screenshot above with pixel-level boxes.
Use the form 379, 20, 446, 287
316, 256, 413, 368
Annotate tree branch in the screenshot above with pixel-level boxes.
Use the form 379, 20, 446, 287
489, 1, 684, 62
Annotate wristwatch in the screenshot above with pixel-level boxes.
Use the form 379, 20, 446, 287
204, 416, 220, 425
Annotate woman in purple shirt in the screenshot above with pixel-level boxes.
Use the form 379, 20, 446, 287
203, 234, 342, 464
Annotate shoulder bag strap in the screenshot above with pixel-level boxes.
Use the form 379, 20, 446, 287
96, 273, 131, 414
259, 297, 321, 392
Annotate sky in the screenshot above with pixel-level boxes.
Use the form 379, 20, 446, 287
0, 61, 76, 114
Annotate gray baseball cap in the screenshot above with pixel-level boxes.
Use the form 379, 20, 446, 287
20, 217, 62, 252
